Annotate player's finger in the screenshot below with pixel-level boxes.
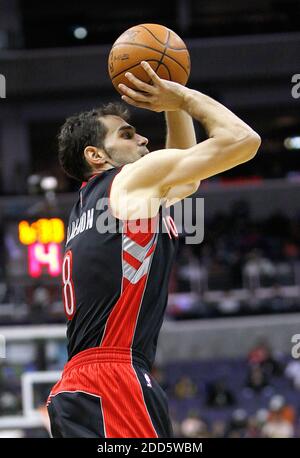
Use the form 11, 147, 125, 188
124, 72, 156, 94
118, 84, 150, 102
141, 61, 161, 85
121, 94, 151, 109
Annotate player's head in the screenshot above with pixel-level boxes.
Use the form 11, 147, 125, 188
58, 103, 149, 181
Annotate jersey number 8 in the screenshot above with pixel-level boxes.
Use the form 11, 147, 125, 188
62, 250, 76, 320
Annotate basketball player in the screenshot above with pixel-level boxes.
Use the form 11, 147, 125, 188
47, 61, 261, 438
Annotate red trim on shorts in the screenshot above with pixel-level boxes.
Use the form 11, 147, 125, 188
47, 347, 158, 438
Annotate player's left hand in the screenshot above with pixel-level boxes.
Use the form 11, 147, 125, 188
118, 61, 187, 112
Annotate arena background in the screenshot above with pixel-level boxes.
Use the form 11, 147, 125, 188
0, 0, 300, 438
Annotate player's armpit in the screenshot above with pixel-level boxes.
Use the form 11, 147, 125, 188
163, 181, 200, 208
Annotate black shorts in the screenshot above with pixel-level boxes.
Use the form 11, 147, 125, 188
47, 347, 173, 438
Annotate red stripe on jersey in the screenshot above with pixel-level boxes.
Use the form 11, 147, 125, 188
100, 276, 148, 348
100, 224, 158, 348
100, 215, 158, 349
145, 243, 156, 258
123, 218, 157, 247
122, 250, 142, 270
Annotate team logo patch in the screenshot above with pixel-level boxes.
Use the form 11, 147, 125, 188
144, 373, 152, 387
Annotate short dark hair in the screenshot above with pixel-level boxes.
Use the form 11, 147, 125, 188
58, 102, 130, 181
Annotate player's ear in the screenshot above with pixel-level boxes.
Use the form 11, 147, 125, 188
84, 146, 106, 166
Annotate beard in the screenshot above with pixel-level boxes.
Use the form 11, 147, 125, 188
103, 146, 143, 166
103, 146, 123, 166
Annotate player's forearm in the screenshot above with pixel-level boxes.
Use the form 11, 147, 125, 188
164, 110, 197, 149
165, 110, 201, 188
181, 87, 260, 144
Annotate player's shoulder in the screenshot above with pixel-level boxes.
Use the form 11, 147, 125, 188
110, 162, 164, 220
110, 156, 168, 198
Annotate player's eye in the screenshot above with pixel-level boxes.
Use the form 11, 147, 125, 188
123, 131, 133, 139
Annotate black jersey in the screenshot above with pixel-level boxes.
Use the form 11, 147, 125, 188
63, 168, 178, 369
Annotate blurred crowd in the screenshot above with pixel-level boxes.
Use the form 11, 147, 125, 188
168, 204, 300, 319
154, 340, 300, 438
173, 203, 300, 290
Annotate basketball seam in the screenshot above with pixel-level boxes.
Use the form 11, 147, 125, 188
112, 42, 188, 55
155, 29, 171, 80
111, 59, 163, 81
164, 46, 187, 51
157, 61, 171, 80
138, 24, 188, 50
111, 43, 189, 78
164, 51, 189, 76
138, 24, 169, 46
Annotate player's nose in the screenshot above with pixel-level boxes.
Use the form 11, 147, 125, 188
137, 134, 148, 146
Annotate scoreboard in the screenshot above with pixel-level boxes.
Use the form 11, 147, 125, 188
5, 218, 65, 280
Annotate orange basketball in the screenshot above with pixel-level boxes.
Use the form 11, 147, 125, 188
108, 23, 191, 94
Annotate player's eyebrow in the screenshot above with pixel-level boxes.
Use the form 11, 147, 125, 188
117, 125, 136, 134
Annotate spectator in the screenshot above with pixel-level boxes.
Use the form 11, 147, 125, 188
226, 408, 248, 438
285, 359, 300, 390
268, 395, 296, 426
181, 410, 209, 438
206, 378, 235, 407
254, 408, 269, 437
243, 249, 276, 289
245, 364, 270, 393
217, 290, 241, 315
210, 419, 227, 438
262, 414, 294, 438
245, 414, 263, 438
249, 396, 296, 437
177, 246, 207, 294
247, 339, 283, 377
174, 375, 198, 400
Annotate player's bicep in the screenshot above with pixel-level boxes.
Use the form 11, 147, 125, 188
160, 136, 258, 190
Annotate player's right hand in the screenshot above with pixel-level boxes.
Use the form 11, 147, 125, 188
118, 61, 187, 112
